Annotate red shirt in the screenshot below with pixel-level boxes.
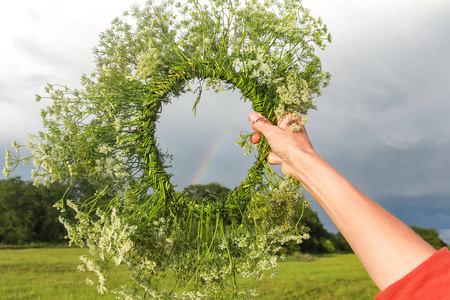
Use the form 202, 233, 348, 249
375, 247, 450, 299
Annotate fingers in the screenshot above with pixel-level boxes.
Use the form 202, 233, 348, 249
278, 113, 304, 131
249, 111, 304, 132
248, 112, 274, 132
248, 112, 283, 165
250, 134, 283, 164
250, 131, 261, 144
268, 152, 282, 165
247, 111, 312, 175
249, 112, 275, 145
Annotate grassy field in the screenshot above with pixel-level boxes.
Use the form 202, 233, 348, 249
0, 248, 379, 299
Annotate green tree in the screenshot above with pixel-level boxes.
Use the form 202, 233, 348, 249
0, 177, 35, 244
182, 182, 231, 202
0, 177, 105, 245
283, 202, 352, 254
410, 226, 447, 250
331, 231, 353, 253
0, 177, 76, 244
292, 205, 338, 253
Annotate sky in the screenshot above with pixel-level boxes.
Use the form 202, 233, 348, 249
1, 0, 450, 243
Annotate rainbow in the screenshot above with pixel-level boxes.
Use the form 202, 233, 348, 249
190, 111, 242, 185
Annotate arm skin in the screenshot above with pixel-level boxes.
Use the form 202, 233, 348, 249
248, 111, 436, 291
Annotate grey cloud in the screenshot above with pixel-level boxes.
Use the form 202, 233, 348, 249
315, 0, 450, 116
304, 0, 450, 212
11, 35, 94, 88
379, 195, 450, 243
440, 229, 450, 244
13, 36, 64, 68
318, 133, 450, 199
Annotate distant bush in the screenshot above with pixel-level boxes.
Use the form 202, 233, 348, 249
0, 242, 69, 250
0, 177, 102, 246
285, 252, 315, 262
410, 226, 447, 250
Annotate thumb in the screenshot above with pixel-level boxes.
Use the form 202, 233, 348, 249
248, 112, 277, 138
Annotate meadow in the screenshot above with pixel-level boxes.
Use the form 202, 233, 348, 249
0, 248, 379, 299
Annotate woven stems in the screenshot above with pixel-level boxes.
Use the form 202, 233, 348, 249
140, 54, 277, 214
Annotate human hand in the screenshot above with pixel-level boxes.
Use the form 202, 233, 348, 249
248, 111, 316, 178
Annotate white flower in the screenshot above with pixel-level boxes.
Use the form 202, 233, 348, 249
300, 115, 308, 125
4, 150, 13, 169
98, 145, 113, 154
2, 166, 10, 178
85, 278, 94, 286
114, 118, 121, 131
11, 140, 19, 152
251, 69, 260, 78
290, 123, 301, 132
260, 63, 272, 75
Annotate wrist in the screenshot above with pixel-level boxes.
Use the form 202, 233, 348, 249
286, 148, 323, 189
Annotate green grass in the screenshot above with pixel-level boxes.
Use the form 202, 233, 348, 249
0, 248, 130, 300
241, 253, 380, 299
0, 248, 379, 299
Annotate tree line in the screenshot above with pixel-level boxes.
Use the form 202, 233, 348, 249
0, 177, 96, 245
0, 178, 447, 252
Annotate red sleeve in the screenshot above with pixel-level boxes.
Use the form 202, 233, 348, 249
375, 247, 450, 300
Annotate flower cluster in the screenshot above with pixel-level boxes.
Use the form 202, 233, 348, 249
236, 132, 255, 156
58, 201, 138, 295
204, 77, 225, 93
2, 150, 12, 178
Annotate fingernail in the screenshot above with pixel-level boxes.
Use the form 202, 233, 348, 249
251, 113, 264, 124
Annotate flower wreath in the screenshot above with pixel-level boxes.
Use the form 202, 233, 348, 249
5, 0, 331, 298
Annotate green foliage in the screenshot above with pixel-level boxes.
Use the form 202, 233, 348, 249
0, 178, 30, 244
283, 252, 315, 262
279, 202, 352, 254
182, 182, 232, 202
0, 177, 106, 246
4, 0, 331, 298
0, 177, 66, 245
410, 226, 447, 250
298, 206, 331, 253
331, 232, 353, 253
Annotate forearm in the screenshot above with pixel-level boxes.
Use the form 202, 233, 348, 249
291, 151, 436, 290
248, 111, 437, 290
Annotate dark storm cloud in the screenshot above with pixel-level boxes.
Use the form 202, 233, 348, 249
378, 194, 450, 244
301, 0, 450, 239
